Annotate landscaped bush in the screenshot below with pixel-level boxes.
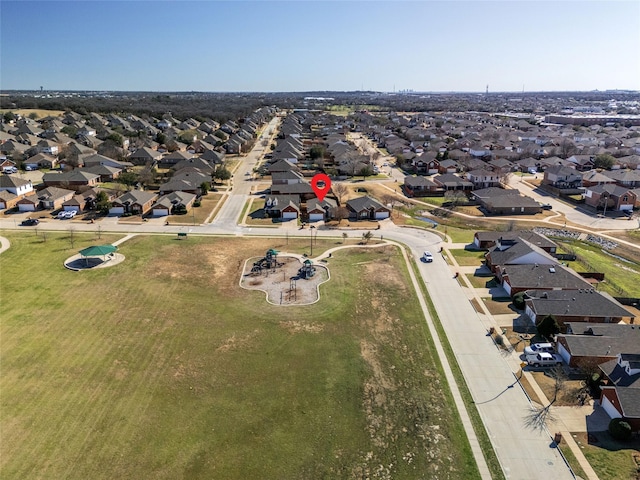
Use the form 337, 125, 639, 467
193, 200, 201, 208
608, 418, 632, 441
513, 292, 526, 310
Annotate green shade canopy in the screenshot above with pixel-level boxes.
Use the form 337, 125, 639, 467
79, 245, 117, 257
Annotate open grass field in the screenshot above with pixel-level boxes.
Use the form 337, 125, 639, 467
0, 232, 479, 479
556, 239, 640, 297
0, 108, 65, 119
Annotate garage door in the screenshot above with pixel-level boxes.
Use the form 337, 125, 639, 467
109, 206, 124, 215
283, 211, 298, 220
308, 213, 324, 222
153, 208, 169, 217
64, 206, 80, 212
375, 211, 389, 220
18, 204, 36, 212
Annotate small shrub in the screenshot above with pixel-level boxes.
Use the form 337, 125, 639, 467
193, 200, 201, 208
513, 292, 526, 310
608, 418, 632, 441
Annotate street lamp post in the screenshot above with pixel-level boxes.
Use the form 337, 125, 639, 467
310, 225, 315, 257
602, 193, 609, 217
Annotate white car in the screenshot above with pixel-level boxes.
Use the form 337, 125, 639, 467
66, 210, 77, 218
524, 342, 555, 355
526, 352, 563, 368
57, 211, 69, 219
422, 251, 433, 262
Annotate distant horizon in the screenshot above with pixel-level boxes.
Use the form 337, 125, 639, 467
3, 88, 639, 95
2, 2, 639, 92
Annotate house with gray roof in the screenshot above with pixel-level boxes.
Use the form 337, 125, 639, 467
524, 289, 635, 327
599, 353, 640, 432
584, 184, 636, 212
0, 175, 33, 196
307, 197, 337, 222
473, 230, 557, 252
485, 237, 559, 273
150, 191, 197, 217
471, 187, 542, 216
43, 170, 100, 192
346, 196, 390, 221
264, 195, 301, 219
498, 263, 593, 296
17, 187, 75, 211
109, 190, 158, 216
404, 175, 439, 197
556, 323, 640, 368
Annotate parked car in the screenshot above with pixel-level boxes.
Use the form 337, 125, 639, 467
526, 352, 562, 367
21, 218, 39, 226
541, 203, 552, 210
66, 210, 77, 218
57, 211, 69, 219
422, 251, 434, 262
524, 342, 555, 355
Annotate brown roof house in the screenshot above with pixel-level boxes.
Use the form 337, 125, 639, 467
471, 187, 542, 216
17, 187, 74, 211
404, 176, 439, 197
43, 170, 100, 192
109, 190, 158, 216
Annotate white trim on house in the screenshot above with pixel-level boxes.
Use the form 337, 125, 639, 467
601, 393, 622, 419
557, 342, 571, 365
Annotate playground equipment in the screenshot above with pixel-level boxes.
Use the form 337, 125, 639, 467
298, 259, 316, 279
251, 249, 284, 274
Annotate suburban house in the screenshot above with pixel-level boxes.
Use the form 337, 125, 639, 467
567, 154, 595, 171
543, 165, 583, 189
306, 197, 337, 222
471, 187, 542, 215
583, 184, 636, 212
497, 263, 593, 296
159, 150, 195, 168
109, 190, 158, 216
82, 164, 122, 182
346, 196, 391, 220
62, 188, 115, 212
264, 195, 301, 219
0, 190, 19, 210
472, 231, 557, 252
128, 147, 163, 166
523, 289, 636, 328
432, 173, 474, 192
42, 170, 101, 192
599, 353, 640, 432
581, 170, 616, 188
150, 191, 197, 217
0, 175, 34, 196
17, 187, 75, 211
485, 237, 559, 273
556, 323, 639, 368
81, 153, 133, 170
404, 176, 439, 197
24, 152, 58, 170
466, 169, 501, 189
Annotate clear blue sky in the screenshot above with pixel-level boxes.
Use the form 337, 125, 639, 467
2, 1, 639, 92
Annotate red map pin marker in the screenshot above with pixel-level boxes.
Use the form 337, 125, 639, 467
310, 173, 332, 202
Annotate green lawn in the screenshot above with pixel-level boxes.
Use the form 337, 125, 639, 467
574, 432, 640, 480
556, 240, 640, 297
448, 248, 486, 266
0, 232, 480, 480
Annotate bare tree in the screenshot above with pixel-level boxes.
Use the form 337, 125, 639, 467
444, 190, 467, 207
342, 232, 348, 244
331, 206, 349, 223
362, 231, 373, 244
380, 193, 401, 218
523, 366, 566, 431
332, 183, 349, 205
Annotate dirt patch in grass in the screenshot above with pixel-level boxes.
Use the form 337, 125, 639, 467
531, 372, 587, 406
240, 256, 329, 305
482, 298, 516, 315
469, 298, 483, 313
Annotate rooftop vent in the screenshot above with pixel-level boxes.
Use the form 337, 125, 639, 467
549, 267, 556, 273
